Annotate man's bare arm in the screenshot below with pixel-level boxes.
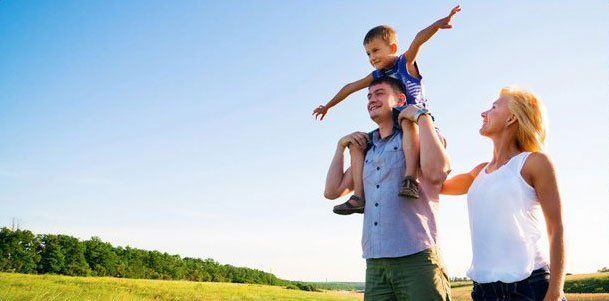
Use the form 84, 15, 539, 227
417, 115, 451, 185
324, 132, 369, 199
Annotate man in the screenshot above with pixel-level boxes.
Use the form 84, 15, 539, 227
323, 76, 452, 300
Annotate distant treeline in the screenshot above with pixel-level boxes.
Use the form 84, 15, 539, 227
0, 227, 318, 291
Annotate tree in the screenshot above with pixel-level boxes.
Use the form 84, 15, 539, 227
38, 235, 65, 274
0, 228, 40, 273
56, 235, 90, 276
84, 237, 117, 276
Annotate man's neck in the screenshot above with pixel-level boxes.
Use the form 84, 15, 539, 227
377, 120, 395, 139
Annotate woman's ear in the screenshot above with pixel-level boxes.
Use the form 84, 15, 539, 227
505, 114, 518, 127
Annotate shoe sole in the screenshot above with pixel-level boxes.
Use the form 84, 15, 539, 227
333, 208, 364, 215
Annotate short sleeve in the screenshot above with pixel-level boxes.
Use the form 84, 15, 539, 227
372, 69, 383, 80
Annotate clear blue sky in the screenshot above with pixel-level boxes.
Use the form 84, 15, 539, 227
1, 1, 607, 282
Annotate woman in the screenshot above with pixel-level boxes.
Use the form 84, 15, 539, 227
441, 87, 566, 300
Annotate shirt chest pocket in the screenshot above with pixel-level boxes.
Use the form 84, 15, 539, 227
384, 141, 404, 168
363, 153, 376, 181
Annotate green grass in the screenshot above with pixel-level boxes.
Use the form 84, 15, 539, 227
2, 272, 608, 301
565, 272, 609, 294
0, 273, 361, 301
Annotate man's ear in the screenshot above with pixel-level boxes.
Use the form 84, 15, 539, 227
390, 43, 398, 54
396, 93, 407, 107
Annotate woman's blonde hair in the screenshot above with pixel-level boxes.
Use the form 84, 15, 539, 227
500, 86, 547, 152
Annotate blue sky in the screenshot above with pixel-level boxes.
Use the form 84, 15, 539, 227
1, 1, 608, 282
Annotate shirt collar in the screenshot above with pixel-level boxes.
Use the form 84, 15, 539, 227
370, 125, 401, 146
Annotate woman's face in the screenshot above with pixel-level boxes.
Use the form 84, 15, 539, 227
480, 96, 513, 137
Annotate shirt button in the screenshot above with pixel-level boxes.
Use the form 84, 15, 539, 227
376, 184, 380, 189
394, 146, 398, 150
365, 160, 368, 163
374, 222, 378, 226
375, 203, 379, 207
376, 167, 380, 171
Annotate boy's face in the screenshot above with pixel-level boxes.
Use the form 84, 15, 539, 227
364, 38, 398, 70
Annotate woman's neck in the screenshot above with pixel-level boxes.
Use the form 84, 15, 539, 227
490, 131, 521, 166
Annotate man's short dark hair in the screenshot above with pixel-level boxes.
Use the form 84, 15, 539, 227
370, 76, 405, 95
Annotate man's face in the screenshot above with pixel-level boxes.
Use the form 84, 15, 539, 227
367, 83, 404, 121
364, 38, 398, 70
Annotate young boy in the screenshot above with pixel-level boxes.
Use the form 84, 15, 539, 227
313, 6, 461, 214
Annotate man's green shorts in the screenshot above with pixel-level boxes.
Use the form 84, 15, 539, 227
364, 248, 452, 301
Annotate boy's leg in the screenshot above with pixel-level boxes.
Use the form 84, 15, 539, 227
349, 144, 366, 201
332, 144, 365, 215
398, 117, 420, 199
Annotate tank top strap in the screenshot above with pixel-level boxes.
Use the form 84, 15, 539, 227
512, 152, 532, 173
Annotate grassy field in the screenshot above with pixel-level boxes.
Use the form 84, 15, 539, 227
1, 272, 608, 301
0, 273, 360, 301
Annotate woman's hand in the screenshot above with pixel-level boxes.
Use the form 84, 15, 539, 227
543, 290, 565, 301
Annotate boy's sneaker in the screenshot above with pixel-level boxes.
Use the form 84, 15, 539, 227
333, 195, 365, 215
398, 176, 420, 199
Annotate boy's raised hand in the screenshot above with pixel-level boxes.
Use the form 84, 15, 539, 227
313, 104, 329, 121
435, 5, 461, 29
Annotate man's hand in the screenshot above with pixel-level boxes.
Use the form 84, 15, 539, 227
434, 5, 461, 29
339, 132, 369, 150
313, 105, 329, 121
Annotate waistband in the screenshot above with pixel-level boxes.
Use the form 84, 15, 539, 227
473, 265, 550, 289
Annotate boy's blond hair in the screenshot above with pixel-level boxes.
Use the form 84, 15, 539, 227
363, 25, 398, 46
501, 86, 547, 152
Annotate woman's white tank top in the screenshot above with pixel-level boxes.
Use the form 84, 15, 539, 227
466, 152, 549, 283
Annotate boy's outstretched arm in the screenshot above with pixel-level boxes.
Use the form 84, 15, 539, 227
313, 73, 374, 120
404, 5, 461, 66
